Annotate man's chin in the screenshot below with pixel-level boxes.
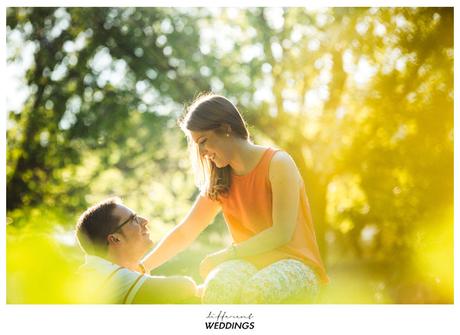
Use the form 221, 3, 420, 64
145, 239, 154, 249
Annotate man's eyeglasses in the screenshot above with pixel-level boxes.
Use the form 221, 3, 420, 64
109, 213, 139, 235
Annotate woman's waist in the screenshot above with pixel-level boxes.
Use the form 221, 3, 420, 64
238, 246, 329, 284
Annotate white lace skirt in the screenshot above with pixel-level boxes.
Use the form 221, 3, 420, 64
202, 259, 319, 304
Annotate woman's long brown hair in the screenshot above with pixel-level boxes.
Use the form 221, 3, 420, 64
179, 93, 249, 200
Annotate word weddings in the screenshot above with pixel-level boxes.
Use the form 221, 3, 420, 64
205, 310, 255, 330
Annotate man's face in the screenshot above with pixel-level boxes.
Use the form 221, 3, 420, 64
109, 204, 153, 257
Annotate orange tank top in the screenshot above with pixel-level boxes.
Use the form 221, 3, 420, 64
219, 147, 329, 284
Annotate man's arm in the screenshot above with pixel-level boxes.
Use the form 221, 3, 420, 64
131, 275, 200, 304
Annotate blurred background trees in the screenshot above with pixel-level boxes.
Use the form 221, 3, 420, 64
6, 7, 453, 303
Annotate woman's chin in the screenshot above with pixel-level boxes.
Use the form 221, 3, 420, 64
214, 161, 228, 168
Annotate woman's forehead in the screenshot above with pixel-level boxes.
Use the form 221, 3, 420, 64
190, 130, 213, 143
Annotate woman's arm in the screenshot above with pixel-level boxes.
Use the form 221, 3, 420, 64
199, 151, 301, 277
234, 151, 301, 253
140, 194, 221, 272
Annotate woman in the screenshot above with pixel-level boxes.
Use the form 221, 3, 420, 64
139, 93, 329, 303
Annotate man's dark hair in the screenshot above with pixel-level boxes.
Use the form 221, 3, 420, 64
75, 197, 122, 257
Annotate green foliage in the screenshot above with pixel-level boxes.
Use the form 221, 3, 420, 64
6, 7, 212, 212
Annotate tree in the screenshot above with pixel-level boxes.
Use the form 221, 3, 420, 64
7, 7, 212, 212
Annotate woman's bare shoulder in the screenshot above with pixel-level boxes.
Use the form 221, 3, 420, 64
269, 150, 300, 181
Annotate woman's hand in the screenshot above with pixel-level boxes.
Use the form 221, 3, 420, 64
199, 248, 232, 279
195, 283, 205, 298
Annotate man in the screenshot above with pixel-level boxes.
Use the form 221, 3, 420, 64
75, 197, 199, 303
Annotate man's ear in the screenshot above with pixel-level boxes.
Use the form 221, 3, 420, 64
107, 234, 120, 245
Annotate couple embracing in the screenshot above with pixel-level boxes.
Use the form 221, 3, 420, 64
75, 93, 329, 304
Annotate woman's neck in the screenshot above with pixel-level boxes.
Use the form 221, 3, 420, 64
229, 140, 267, 176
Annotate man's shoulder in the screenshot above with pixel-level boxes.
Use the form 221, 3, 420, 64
79, 255, 118, 274
78, 254, 148, 303
80, 255, 144, 281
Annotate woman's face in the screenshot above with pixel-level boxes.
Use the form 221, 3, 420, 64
190, 129, 233, 168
